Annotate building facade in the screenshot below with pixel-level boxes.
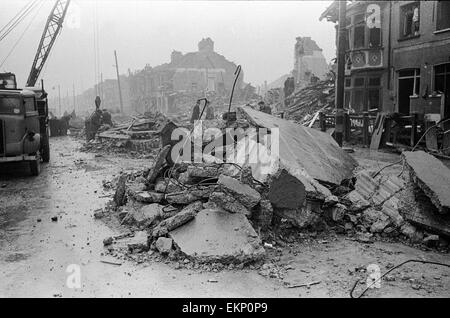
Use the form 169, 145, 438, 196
321, 1, 450, 118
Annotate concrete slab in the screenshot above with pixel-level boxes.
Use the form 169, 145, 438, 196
169, 209, 265, 263
403, 151, 450, 214
237, 106, 358, 185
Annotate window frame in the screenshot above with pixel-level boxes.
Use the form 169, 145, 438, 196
398, 68, 421, 96
399, 1, 420, 40
435, 1, 450, 32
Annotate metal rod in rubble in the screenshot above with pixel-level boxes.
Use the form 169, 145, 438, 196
228, 65, 242, 113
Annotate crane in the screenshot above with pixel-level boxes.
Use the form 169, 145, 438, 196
26, 0, 71, 87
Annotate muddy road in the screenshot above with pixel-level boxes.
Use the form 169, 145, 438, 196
0, 137, 449, 297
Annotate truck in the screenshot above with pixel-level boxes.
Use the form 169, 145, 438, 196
0, 83, 50, 175
0, 0, 70, 176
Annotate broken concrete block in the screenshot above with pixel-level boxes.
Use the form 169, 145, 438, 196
381, 196, 404, 227
345, 190, 370, 211
252, 199, 273, 229
400, 223, 423, 243
165, 191, 200, 204
188, 186, 215, 199
403, 151, 450, 214
154, 178, 184, 193
217, 174, 261, 209
169, 209, 265, 263
187, 165, 219, 179
126, 231, 149, 252
361, 209, 392, 233
423, 234, 439, 247
122, 204, 164, 227
114, 174, 128, 206
353, 170, 378, 201
268, 169, 306, 209
177, 172, 190, 184
209, 191, 250, 216
274, 200, 322, 229
371, 174, 405, 206
152, 201, 202, 237
155, 237, 173, 254
326, 203, 347, 222
237, 106, 358, 185
130, 190, 164, 203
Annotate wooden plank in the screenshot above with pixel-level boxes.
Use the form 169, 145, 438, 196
370, 113, 386, 150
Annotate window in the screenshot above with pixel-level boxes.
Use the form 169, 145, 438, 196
436, 1, 450, 31
0, 96, 21, 114
398, 69, 421, 95
400, 2, 420, 39
24, 97, 36, 112
434, 63, 450, 94
345, 75, 382, 112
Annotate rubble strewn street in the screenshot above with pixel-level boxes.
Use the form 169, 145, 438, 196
1, 0, 449, 302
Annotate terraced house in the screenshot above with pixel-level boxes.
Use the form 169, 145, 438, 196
320, 0, 450, 120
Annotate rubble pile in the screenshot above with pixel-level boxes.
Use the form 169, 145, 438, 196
80, 112, 177, 157
97, 107, 449, 271
284, 80, 335, 124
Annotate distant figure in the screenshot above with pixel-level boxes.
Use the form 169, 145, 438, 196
85, 97, 103, 141
190, 100, 200, 123
205, 102, 215, 120
95, 95, 101, 111
258, 101, 271, 114
102, 109, 113, 126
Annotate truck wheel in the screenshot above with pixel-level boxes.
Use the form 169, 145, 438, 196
42, 132, 50, 163
30, 159, 41, 176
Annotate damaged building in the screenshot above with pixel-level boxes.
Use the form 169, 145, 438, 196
320, 0, 450, 117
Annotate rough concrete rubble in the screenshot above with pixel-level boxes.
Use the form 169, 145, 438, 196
100, 107, 449, 268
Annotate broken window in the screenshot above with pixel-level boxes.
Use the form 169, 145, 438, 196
346, 75, 382, 112
398, 69, 420, 95
398, 69, 420, 114
436, 1, 450, 31
400, 2, 420, 39
368, 27, 381, 47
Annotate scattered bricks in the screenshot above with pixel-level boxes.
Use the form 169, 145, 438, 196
252, 199, 273, 230
268, 169, 306, 209
126, 231, 149, 252
152, 201, 202, 238
218, 174, 261, 209
187, 165, 219, 179
166, 191, 200, 204
209, 192, 250, 216
130, 191, 164, 203
114, 174, 128, 206
154, 178, 184, 193
155, 237, 173, 254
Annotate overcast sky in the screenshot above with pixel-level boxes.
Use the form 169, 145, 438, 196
0, 0, 335, 96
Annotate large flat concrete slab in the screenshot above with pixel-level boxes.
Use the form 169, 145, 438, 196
403, 151, 450, 214
238, 106, 358, 185
169, 209, 265, 263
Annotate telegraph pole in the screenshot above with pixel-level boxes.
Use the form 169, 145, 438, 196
335, 0, 347, 147
114, 50, 124, 113
72, 83, 76, 112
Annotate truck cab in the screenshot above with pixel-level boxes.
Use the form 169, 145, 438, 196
0, 86, 50, 176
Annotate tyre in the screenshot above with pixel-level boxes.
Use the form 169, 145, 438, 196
30, 158, 40, 176
41, 129, 50, 163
